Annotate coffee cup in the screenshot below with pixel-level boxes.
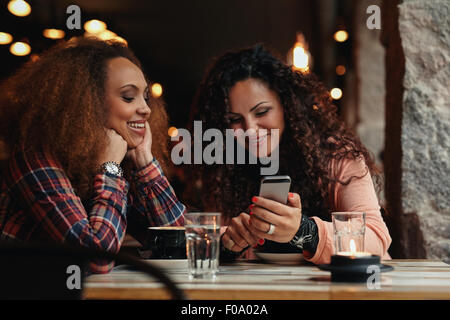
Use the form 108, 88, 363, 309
256, 239, 300, 253
145, 226, 187, 259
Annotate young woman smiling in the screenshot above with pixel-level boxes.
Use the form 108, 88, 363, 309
0, 37, 185, 273
189, 45, 391, 264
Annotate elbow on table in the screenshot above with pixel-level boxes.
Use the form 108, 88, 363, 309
88, 259, 116, 274
84, 238, 123, 274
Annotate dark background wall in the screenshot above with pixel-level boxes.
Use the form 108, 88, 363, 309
0, 0, 334, 129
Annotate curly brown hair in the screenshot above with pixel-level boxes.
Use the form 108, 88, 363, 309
0, 37, 170, 199
189, 44, 380, 222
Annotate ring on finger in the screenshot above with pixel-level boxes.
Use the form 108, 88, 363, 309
266, 223, 275, 235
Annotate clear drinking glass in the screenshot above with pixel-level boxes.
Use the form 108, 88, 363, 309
184, 212, 221, 279
332, 212, 366, 255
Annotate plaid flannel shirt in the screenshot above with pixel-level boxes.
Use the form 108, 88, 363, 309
0, 148, 185, 273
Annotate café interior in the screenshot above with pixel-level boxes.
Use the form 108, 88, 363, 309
0, 0, 448, 301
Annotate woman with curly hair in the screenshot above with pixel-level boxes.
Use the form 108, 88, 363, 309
189, 44, 391, 264
0, 37, 185, 273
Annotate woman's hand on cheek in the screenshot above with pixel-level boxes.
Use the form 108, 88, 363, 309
126, 121, 153, 168
99, 128, 128, 165
222, 212, 259, 252
248, 193, 302, 243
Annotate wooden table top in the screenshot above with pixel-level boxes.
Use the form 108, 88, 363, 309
83, 259, 450, 300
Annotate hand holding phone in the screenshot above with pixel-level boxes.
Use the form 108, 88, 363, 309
258, 175, 291, 204
251, 175, 301, 243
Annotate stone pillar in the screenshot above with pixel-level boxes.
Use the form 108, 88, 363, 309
383, 0, 450, 263
355, 0, 385, 168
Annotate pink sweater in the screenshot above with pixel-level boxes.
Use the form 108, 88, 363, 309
307, 157, 392, 264
222, 157, 392, 264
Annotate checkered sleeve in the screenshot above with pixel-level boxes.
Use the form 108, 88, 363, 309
126, 158, 186, 244
6, 150, 129, 273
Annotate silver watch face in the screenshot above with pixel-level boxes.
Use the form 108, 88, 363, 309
106, 163, 118, 174
102, 162, 122, 176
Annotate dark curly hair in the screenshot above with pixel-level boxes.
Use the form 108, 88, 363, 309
0, 37, 170, 199
188, 44, 380, 223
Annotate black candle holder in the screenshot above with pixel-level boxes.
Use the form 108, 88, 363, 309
318, 254, 394, 283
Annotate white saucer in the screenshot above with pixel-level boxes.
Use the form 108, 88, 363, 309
254, 252, 305, 265
142, 259, 188, 270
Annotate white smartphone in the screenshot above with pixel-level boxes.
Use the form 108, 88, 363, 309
258, 175, 291, 204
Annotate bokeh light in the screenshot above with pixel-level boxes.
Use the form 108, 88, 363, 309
293, 45, 309, 72
43, 29, 65, 40
330, 88, 343, 100
334, 30, 348, 42
0, 32, 13, 45
336, 65, 346, 75
8, 0, 31, 17
84, 20, 107, 34
168, 127, 179, 138
10, 41, 31, 56
151, 83, 163, 98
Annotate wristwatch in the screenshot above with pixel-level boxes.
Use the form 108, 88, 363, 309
100, 161, 123, 177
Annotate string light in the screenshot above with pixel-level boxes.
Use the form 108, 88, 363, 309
151, 83, 163, 98
0, 32, 13, 45
95, 30, 117, 41
84, 20, 107, 34
168, 127, 179, 138
334, 30, 348, 42
336, 65, 346, 75
43, 29, 65, 40
30, 53, 39, 62
7, 0, 31, 17
293, 45, 309, 72
10, 41, 31, 56
330, 88, 343, 100
288, 32, 311, 73
113, 36, 128, 46
85, 30, 127, 45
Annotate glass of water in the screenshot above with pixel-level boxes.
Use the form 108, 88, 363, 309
184, 212, 221, 279
332, 212, 366, 255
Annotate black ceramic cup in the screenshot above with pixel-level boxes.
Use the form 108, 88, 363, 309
145, 226, 187, 259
